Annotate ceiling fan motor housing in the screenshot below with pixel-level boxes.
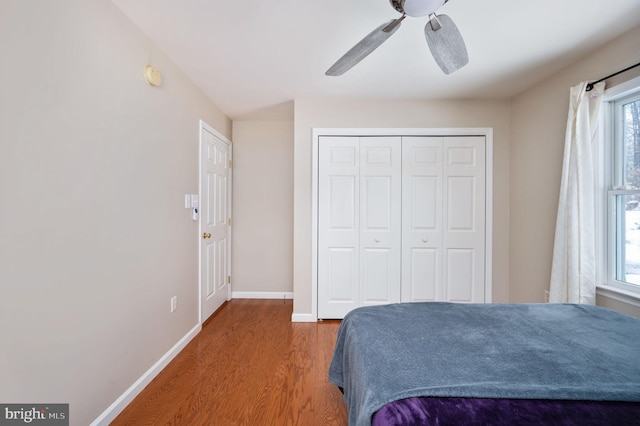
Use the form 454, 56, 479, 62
390, 0, 447, 17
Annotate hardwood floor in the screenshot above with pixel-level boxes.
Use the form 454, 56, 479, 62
111, 299, 348, 425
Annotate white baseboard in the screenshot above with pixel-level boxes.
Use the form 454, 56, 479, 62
291, 313, 317, 323
232, 291, 293, 300
90, 323, 202, 426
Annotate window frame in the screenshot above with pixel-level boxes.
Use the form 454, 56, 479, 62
598, 76, 640, 304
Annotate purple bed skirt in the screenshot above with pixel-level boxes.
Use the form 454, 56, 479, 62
372, 397, 640, 426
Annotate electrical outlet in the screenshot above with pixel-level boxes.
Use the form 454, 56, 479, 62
171, 296, 177, 313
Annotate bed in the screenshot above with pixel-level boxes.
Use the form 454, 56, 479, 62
328, 302, 640, 425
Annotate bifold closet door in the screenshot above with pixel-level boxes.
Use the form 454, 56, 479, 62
401, 136, 485, 303
318, 136, 401, 319
401, 137, 443, 301
359, 137, 401, 308
443, 136, 485, 303
318, 137, 359, 319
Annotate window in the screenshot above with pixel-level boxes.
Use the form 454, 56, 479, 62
607, 88, 640, 292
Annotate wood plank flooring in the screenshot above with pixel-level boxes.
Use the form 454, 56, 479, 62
111, 299, 348, 425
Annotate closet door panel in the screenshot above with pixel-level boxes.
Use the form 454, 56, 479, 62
318, 137, 360, 318
361, 248, 393, 302
360, 137, 402, 306
408, 248, 439, 301
447, 176, 476, 231
402, 137, 443, 302
443, 137, 485, 303
411, 177, 439, 229
328, 176, 357, 230
327, 248, 357, 301
445, 248, 474, 302
363, 176, 392, 230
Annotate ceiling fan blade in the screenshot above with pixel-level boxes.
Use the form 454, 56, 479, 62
424, 14, 468, 74
326, 18, 403, 76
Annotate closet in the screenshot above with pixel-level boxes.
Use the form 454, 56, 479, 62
317, 134, 487, 319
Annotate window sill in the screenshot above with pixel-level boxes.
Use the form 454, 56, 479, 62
597, 284, 640, 308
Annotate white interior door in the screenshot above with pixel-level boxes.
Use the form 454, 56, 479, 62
359, 137, 401, 307
200, 125, 231, 322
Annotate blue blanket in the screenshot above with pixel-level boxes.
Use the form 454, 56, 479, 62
328, 303, 640, 426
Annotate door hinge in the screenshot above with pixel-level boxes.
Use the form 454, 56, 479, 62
227, 275, 231, 284
228, 218, 232, 226
228, 159, 232, 168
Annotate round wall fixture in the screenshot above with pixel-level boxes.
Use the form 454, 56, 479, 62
143, 65, 162, 86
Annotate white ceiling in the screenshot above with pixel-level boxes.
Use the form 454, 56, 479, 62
111, 0, 640, 120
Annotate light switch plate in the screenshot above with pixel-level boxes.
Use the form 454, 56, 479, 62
190, 194, 199, 208
184, 194, 191, 209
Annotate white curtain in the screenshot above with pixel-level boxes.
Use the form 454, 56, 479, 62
549, 81, 605, 304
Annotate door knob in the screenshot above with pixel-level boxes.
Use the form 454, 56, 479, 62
203, 232, 211, 239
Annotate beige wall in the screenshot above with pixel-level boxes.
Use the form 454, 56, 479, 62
0, 1, 231, 424
510, 25, 640, 314
292, 99, 511, 316
231, 121, 294, 294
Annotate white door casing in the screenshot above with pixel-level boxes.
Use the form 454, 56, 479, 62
200, 122, 232, 323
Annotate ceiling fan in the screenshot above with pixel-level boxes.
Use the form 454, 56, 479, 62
326, 0, 468, 76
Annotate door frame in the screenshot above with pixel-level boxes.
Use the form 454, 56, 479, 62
198, 119, 233, 324
311, 128, 494, 321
